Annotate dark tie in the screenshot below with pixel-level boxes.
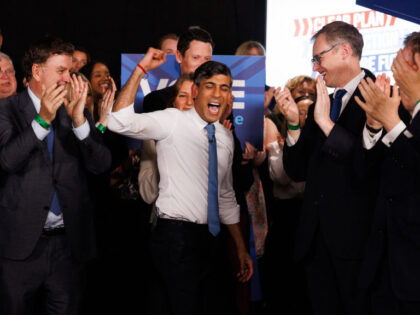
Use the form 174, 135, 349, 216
46, 125, 61, 216
205, 124, 220, 236
330, 89, 347, 122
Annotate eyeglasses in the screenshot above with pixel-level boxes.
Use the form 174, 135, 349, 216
0, 68, 15, 76
311, 42, 343, 65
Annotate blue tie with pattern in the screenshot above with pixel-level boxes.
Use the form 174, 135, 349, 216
330, 89, 347, 122
46, 125, 61, 216
205, 124, 220, 236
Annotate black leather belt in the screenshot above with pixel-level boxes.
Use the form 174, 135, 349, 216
42, 227, 65, 236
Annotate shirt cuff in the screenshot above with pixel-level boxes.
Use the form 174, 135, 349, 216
72, 119, 90, 140
362, 125, 382, 150
381, 121, 406, 147
286, 133, 296, 147
31, 119, 50, 140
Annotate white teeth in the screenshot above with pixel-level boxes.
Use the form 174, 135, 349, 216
209, 102, 220, 106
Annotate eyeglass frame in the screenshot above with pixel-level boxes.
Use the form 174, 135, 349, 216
311, 42, 345, 65
0, 67, 16, 76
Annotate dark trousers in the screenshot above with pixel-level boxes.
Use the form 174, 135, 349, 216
149, 218, 223, 315
0, 233, 84, 315
305, 230, 369, 315
371, 257, 420, 315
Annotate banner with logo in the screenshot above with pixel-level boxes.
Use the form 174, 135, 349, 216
121, 54, 265, 150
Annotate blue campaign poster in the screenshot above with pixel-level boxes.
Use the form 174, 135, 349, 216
121, 54, 265, 150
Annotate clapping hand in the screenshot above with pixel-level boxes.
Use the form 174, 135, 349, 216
274, 87, 299, 125
355, 75, 401, 131
98, 77, 117, 126
63, 74, 88, 127
39, 83, 67, 124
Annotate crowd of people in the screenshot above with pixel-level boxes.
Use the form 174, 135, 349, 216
0, 21, 419, 315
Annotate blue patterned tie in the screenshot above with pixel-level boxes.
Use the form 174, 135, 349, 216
46, 125, 61, 216
205, 124, 220, 236
330, 89, 347, 122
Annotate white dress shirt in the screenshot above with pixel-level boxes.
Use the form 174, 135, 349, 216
27, 87, 90, 229
108, 105, 240, 225
363, 103, 420, 149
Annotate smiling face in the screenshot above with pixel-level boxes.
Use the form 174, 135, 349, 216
90, 62, 110, 97
0, 57, 17, 98
176, 40, 212, 75
31, 54, 72, 95
192, 74, 231, 123
312, 34, 345, 88
173, 80, 194, 111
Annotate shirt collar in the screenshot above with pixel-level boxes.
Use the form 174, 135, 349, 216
413, 101, 420, 119
188, 106, 220, 130
27, 86, 41, 113
333, 70, 365, 98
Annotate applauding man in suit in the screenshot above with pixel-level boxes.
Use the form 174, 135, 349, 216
275, 21, 377, 315
0, 37, 111, 314
356, 31, 420, 315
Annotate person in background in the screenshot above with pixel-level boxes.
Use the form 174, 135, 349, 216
0, 52, 17, 98
235, 40, 275, 115
142, 27, 214, 113
263, 75, 316, 315
158, 33, 179, 55
72, 46, 90, 72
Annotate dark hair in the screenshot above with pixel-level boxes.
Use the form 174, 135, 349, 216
177, 27, 214, 56
158, 33, 179, 49
74, 46, 91, 64
193, 61, 232, 87
312, 21, 364, 59
404, 32, 420, 64
79, 60, 108, 82
166, 73, 194, 108
22, 36, 74, 81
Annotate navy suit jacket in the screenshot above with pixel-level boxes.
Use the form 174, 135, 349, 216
359, 109, 420, 301
0, 90, 111, 262
283, 69, 377, 261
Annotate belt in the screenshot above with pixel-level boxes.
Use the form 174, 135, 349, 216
157, 218, 208, 231
42, 227, 65, 236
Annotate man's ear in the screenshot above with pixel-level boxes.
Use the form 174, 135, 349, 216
175, 50, 183, 65
341, 42, 352, 59
32, 64, 42, 82
413, 52, 420, 71
191, 83, 198, 99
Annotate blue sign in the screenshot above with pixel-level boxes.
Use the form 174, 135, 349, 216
121, 54, 265, 150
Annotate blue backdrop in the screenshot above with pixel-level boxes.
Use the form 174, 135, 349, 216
121, 54, 265, 150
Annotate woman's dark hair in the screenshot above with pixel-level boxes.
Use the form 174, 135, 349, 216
166, 73, 194, 108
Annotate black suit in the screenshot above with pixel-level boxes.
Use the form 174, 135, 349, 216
359, 110, 420, 314
283, 70, 377, 315
0, 90, 111, 314
142, 85, 174, 113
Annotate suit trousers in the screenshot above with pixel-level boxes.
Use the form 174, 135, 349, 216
0, 233, 84, 315
305, 229, 369, 315
149, 218, 223, 315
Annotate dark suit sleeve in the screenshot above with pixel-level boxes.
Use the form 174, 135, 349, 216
0, 99, 42, 173
143, 90, 167, 113
283, 105, 317, 182
75, 109, 111, 174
